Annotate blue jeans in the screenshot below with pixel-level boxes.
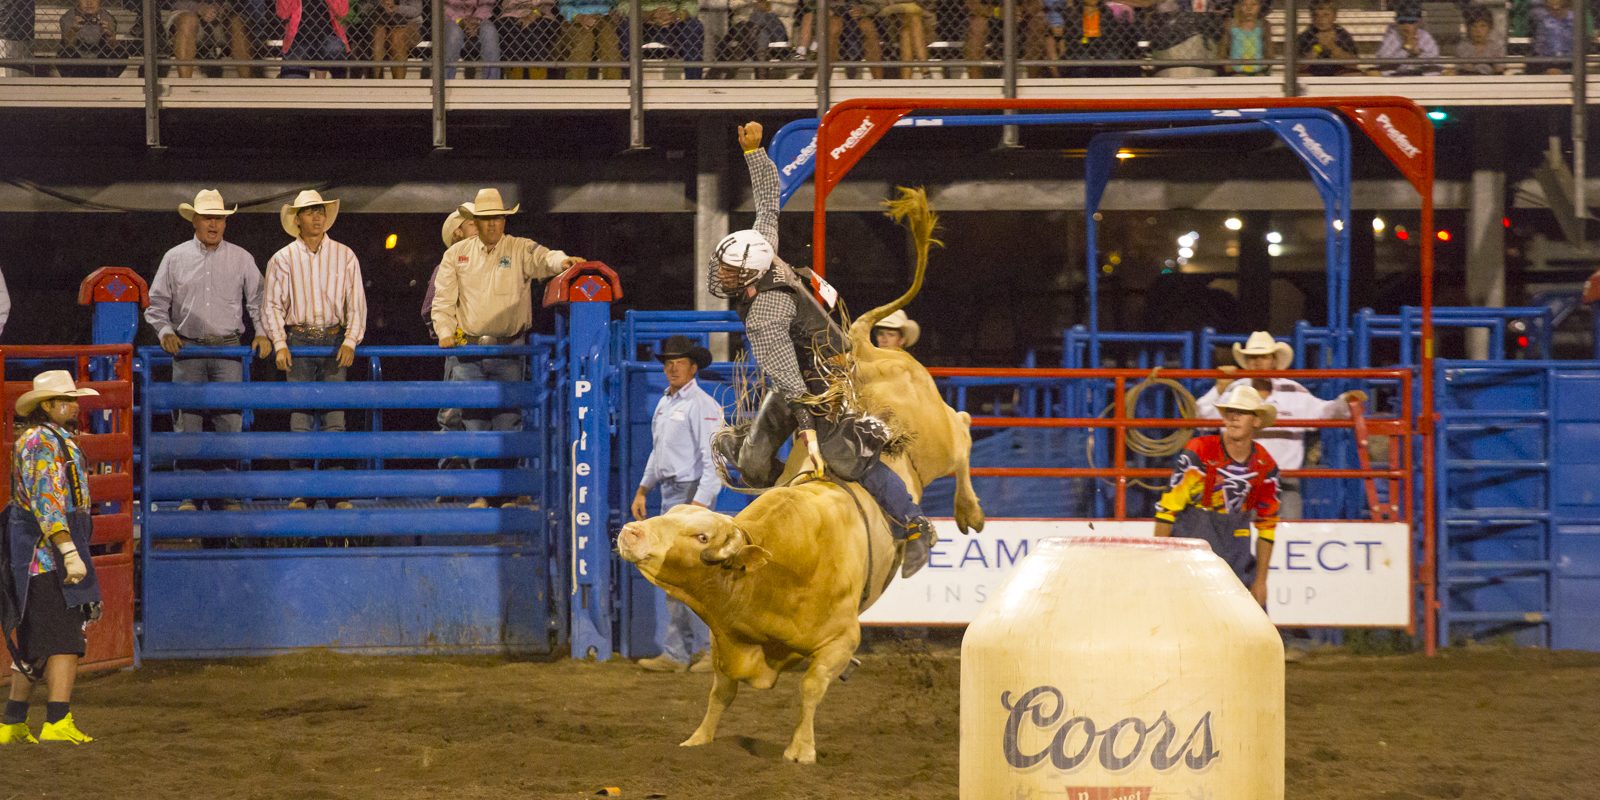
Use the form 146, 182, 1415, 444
449, 355, 523, 468
444, 17, 502, 79
656, 479, 710, 663
279, 31, 348, 78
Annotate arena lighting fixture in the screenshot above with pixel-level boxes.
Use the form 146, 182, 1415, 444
1437, 229, 1452, 242
385, 234, 398, 250
1332, 219, 1344, 231
1267, 243, 1284, 257
1177, 233, 1198, 249
1224, 217, 1243, 231
1372, 217, 1387, 232
1116, 150, 1135, 160
1265, 231, 1283, 244
1179, 247, 1195, 259
1427, 110, 1448, 122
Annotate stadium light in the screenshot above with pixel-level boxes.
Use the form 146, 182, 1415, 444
1224, 217, 1243, 231
1265, 231, 1283, 244
1437, 229, 1452, 242
1372, 217, 1386, 232
1332, 219, 1344, 231
1116, 150, 1135, 160
385, 234, 398, 250
1179, 247, 1195, 259
1427, 110, 1448, 122
1267, 243, 1283, 257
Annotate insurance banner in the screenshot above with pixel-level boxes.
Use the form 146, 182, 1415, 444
861, 519, 1411, 628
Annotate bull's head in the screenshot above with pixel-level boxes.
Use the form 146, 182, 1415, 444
616, 504, 772, 585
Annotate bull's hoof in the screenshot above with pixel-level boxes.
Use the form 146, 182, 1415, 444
783, 743, 817, 764
680, 731, 714, 747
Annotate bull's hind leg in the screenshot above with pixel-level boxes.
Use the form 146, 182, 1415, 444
952, 412, 986, 534
785, 638, 857, 764
681, 668, 738, 747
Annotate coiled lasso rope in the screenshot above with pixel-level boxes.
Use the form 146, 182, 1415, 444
1084, 367, 1200, 491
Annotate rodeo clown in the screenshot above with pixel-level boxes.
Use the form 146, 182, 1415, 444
710, 120, 936, 577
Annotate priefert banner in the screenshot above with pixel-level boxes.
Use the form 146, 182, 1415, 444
861, 519, 1411, 628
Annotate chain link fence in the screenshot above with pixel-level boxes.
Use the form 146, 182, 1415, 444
0, 0, 1572, 78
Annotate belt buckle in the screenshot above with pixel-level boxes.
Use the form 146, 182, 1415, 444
477, 335, 497, 346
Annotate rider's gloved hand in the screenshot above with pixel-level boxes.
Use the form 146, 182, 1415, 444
798, 429, 826, 480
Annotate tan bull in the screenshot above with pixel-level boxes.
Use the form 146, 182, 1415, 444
616, 189, 984, 763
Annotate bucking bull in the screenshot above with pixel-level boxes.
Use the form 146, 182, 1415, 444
616, 190, 984, 764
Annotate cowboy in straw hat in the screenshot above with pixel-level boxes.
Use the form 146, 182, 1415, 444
630, 335, 724, 674
148, 189, 272, 511
422, 203, 481, 482
263, 189, 368, 511
1154, 382, 1281, 609
711, 121, 937, 577
2, 371, 101, 745
1201, 329, 1368, 520
870, 309, 920, 350
430, 188, 584, 508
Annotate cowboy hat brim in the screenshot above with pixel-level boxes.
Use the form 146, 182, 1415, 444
179, 203, 238, 222
1232, 340, 1294, 370
657, 347, 713, 371
462, 202, 520, 218
442, 211, 466, 247
280, 198, 341, 238
1215, 398, 1278, 428
15, 386, 99, 416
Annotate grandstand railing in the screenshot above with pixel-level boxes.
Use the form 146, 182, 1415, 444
0, 345, 137, 672
1, 0, 1596, 142
135, 341, 565, 658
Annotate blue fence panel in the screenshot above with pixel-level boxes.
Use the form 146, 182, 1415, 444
137, 342, 565, 658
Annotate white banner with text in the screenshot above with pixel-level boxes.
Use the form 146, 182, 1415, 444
860, 519, 1410, 627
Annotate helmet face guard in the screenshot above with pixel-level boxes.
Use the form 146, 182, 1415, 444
707, 233, 770, 299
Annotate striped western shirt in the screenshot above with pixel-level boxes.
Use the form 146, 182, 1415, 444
263, 236, 368, 350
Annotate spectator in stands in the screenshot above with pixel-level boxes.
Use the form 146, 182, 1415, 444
1531, 0, 1576, 73
1, 371, 103, 746
424, 208, 476, 479
871, 309, 918, 350
620, 0, 706, 78
1217, 0, 1273, 76
0, 0, 28, 78
146, 189, 272, 513
1448, 5, 1505, 75
1295, 0, 1361, 76
263, 190, 367, 511
713, 0, 790, 77
871, 0, 936, 78
1125, 0, 1215, 78
167, 0, 255, 78
500, 0, 564, 78
430, 188, 585, 508
1375, 3, 1439, 75
57, 0, 129, 77
1154, 383, 1279, 609
630, 336, 723, 674
1195, 330, 1367, 521
443, 0, 501, 78
277, 0, 351, 77
561, 0, 622, 79
369, 0, 424, 78
962, 0, 1050, 77
1057, 0, 1138, 77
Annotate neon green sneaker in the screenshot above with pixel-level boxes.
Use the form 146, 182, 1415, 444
0, 722, 37, 744
38, 714, 92, 744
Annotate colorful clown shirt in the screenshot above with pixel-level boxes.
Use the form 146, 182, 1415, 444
10, 423, 90, 576
1155, 435, 1281, 542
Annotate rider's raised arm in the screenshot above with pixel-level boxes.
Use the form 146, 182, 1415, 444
744, 149, 782, 252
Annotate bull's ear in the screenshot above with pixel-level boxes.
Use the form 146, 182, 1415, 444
729, 545, 772, 572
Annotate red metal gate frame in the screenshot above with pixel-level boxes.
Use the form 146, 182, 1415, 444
0, 345, 136, 672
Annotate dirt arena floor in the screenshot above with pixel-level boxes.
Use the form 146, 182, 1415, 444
5, 641, 1598, 799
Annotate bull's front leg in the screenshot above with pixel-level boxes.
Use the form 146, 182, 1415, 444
681, 668, 738, 748
784, 640, 857, 764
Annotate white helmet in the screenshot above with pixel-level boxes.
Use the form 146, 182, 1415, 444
709, 229, 776, 298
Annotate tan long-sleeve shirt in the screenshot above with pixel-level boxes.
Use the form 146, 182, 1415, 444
430, 233, 570, 341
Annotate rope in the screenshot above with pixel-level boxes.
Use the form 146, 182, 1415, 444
1084, 367, 1199, 491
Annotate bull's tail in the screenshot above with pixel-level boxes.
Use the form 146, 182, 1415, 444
850, 187, 940, 347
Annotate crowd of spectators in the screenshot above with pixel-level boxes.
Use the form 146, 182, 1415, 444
0, 0, 1585, 78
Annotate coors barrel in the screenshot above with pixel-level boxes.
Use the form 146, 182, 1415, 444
960, 536, 1284, 800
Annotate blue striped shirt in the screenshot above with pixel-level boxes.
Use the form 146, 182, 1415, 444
639, 379, 724, 507
145, 237, 265, 340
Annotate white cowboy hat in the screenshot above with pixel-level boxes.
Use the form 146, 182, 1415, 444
1232, 330, 1294, 370
1214, 383, 1278, 427
442, 209, 468, 247
178, 189, 237, 221
461, 188, 519, 217
15, 370, 99, 416
873, 309, 921, 348
280, 189, 341, 238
